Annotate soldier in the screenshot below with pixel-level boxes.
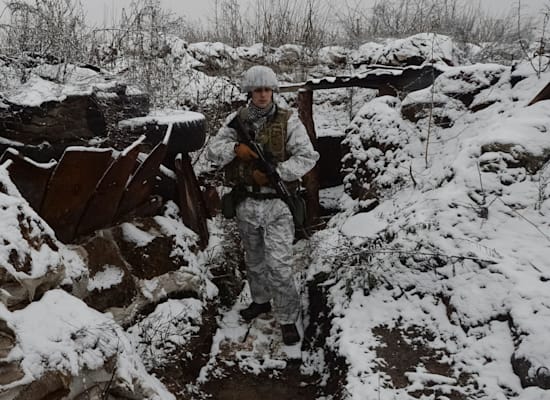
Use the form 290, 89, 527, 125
207, 65, 319, 345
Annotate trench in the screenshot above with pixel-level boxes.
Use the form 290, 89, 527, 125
193, 271, 347, 400
148, 211, 347, 399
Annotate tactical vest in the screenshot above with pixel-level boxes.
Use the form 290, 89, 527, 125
224, 106, 298, 190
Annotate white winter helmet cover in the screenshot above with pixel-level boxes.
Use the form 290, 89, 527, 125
241, 65, 279, 93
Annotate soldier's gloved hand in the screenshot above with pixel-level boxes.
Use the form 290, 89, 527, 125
234, 143, 258, 161
252, 169, 269, 186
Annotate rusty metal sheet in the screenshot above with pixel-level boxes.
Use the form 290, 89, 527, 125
175, 153, 209, 249
0, 149, 56, 211
116, 128, 170, 219
40, 147, 114, 243
77, 137, 145, 237
280, 64, 443, 96
528, 82, 550, 106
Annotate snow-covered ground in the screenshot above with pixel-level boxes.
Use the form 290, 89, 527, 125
306, 60, 550, 399
1, 33, 550, 399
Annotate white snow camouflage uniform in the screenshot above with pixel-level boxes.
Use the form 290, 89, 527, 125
207, 102, 319, 324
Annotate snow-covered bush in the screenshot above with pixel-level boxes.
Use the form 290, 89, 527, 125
1, 0, 88, 82
341, 96, 422, 201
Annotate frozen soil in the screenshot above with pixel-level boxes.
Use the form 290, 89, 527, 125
148, 195, 482, 399
150, 268, 469, 400
146, 222, 348, 399
200, 365, 318, 400
373, 325, 473, 400
150, 287, 332, 400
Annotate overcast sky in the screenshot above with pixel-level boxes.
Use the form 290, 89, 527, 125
73, 0, 549, 26
0, 0, 547, 26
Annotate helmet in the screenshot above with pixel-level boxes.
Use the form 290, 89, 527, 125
241, 65, 279, 93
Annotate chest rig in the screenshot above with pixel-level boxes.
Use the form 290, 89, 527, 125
224, 106, 297, 190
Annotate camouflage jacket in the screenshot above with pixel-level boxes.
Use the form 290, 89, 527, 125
207, 103, 319, 188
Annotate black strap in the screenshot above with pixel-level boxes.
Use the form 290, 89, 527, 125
245, 191, 280, 200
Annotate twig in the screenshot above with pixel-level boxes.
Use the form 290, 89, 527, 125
476, 161, 485, 195
356, 247, 499, 265
424, 32, 436, 168
495, 197, 550, 242
409, 163, 417, 187
102, 338, 120, 399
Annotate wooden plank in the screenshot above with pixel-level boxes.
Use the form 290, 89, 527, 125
76, 136, 145, 236
175, 153, 209, 249
40, 147, 114, 243
0, 149, 56, 211
116, 126, 170, 219
297, 90, 320, 231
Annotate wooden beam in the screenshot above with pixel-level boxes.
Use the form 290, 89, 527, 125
297, 89, 321, 232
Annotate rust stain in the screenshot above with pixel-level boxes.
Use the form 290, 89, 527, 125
116, 133, 168, 219
0, 149, 56, 212
77, 138, 143, 236
40, 147, 114, 243
175, 153, 209, 249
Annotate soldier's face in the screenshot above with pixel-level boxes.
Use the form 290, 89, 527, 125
251, 87, 273, 109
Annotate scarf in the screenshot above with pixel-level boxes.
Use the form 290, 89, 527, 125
246, 102, 276, 133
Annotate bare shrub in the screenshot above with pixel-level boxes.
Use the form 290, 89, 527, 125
89, 0, 189, 106
200, 0, 335, 49
0, 0, 88, 82
210, 0, 246, 47
363, 0, 529, 45
333, 0, 371, 48
518, 2, 550, 77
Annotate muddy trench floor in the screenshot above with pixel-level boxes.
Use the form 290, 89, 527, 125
199, 364, 319, 400
149, 213, 471, 399
153, 219, 330, 399
152, 306, 324, 400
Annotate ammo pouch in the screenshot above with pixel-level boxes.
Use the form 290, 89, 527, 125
221, 186, 247, 219
222, 186, 307, 228
288, 191, 307, 228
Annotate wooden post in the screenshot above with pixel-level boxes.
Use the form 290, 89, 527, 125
297, 88, 321, 231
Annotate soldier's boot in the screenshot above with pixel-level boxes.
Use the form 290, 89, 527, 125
239, 302, 271, 321
281, 323, 300, 345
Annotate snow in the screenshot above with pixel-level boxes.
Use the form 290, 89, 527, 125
6, 75, 66, 107
154, 201, 219, 300
2, 148, 58, 169
341, 212, 388, 238
118, 109, 205, 129
87, 265, 124, 291
121, 135, 145, 156
189, 41, 239, 61
2, 32, 550, 399
313, 62, 550, 399
1, 290, 174, 399
235, 42, 267, 60
376, 33, 463, 66
0, 164, 63, 281
127, 298, 203, 369
318, 46, 349, 65
197, 281, 303, 381
121, 222, 156, 247
3, 65, 119, 107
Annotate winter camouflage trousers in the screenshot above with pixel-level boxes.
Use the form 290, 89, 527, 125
236, 197, 300, 324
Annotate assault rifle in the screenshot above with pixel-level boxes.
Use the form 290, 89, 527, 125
228, 115, 308, 237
